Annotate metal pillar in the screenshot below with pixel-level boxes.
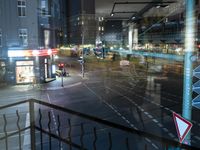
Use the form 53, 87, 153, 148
182, 0, 195, 143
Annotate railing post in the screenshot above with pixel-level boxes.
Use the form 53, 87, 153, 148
16, 110, 22, 150
39, 109, 43, 150
3, 114, 8, 150
29, 100, 35, 150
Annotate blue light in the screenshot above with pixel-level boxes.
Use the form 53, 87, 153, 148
110, 49, 184, 61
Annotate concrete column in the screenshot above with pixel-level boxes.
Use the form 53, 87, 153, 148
128, 23, 133, 51
133, 28, 138, 50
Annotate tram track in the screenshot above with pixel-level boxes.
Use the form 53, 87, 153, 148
83, 71, 200, 146
83, 82, 161, 149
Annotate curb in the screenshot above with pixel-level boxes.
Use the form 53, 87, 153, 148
45, 78, 56, 83
45, 82, 82, 90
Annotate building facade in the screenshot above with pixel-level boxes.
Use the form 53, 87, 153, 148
0, 0, 63, 84
103, 20, 123, 48
66, 0, 96, 45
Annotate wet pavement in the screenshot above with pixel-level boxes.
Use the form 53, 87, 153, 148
0, 57, 200, 149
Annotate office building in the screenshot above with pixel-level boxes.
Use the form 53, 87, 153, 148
0, 0, 63, 84
66, 0, 96, 45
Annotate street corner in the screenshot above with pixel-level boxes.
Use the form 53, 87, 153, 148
77, 72, 89, 80
46, 81, 82, 90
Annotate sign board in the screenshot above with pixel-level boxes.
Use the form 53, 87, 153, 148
173, 112, 193, 143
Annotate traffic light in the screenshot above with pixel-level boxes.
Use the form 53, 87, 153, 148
58, 63, 64, 70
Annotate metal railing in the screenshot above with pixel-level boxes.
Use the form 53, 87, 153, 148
0, 99, 198, 150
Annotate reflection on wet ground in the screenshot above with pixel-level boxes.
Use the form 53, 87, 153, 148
85, 60, 200, 148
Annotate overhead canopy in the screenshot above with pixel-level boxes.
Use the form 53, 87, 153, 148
95, 0, 184, 21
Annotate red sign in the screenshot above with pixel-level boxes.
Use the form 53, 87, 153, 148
8, 48, 58, 57
173, 112, 193, 143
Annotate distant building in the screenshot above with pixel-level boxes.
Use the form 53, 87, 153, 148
0, 0, 64, 84
103, 20, 123, 47
66, 0, 96, 45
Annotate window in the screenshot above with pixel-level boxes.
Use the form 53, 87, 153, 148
19, 29, 28, 46
41, 0, 46, 16
0, 29, 2, 47
17, 0, 26, 16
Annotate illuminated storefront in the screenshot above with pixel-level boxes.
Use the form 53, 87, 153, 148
16, 61, 34, 84
7, 48, 58, 84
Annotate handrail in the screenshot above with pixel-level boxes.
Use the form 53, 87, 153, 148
0, 99, 199, 149
35, 126, 87, 150
0, 127, 30, 141
31, 99, 197, 149
0, 99, 28, 110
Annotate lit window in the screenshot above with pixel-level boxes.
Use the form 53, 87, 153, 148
41, 0, 46, 8
41, 0, 47, 16
19, 29, 28, 46
0, 29, 2, 47
17, 0, 26, 17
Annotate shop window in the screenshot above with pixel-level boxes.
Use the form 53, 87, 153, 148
16, 61, 33, 66
16, 61, 34, 83
17, 0, 26, 17
19, 29, 28, 46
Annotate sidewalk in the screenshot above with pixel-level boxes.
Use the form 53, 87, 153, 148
0, 82, 7, 88
42, 68, 88, 91
0, 67, 88, 92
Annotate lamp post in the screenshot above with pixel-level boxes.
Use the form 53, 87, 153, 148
61, 73, 63, 87
61, 68, 64, 87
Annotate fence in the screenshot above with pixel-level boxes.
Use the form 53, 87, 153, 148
0, 99, 198, 150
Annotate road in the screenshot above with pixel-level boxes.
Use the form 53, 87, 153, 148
0, 56, 200, 149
